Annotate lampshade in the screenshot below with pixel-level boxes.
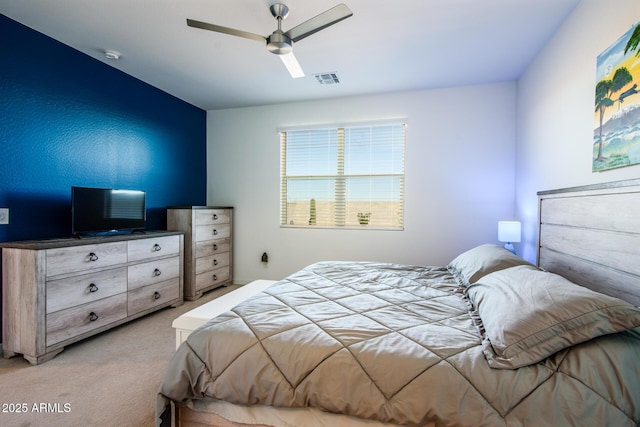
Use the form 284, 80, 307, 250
498, 221, 521, 243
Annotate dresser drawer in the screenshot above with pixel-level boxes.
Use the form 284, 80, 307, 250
194, 209, 230, 226
195, 252, 230, 275
167, 206, 231, 301
127, 278, 180, 315
194, 224, 231, 242
195, 266, 230, 291
46, 242, 127, 278
128, 256, 180, 291
195, 238, 230, 258
46, 293, 127, 346
128, 235, 180, 263
46, 267, 127, 314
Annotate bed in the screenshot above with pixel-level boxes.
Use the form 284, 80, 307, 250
157, 179, 640, 427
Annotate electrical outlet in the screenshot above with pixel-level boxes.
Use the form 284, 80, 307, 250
0, 208, 9, 225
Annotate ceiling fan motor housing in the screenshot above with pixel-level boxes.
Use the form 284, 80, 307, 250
267, 31, 292, 55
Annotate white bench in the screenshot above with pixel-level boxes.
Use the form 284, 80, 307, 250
172, 279, 277, 348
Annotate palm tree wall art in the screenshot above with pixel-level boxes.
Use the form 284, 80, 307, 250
593, 22, 640, 171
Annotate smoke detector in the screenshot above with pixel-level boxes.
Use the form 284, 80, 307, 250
104, 50, 121, 60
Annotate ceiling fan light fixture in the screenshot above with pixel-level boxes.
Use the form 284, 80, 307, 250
267, 31, 292, 55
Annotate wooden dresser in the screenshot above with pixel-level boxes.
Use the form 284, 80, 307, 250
1, 231, 183, 364
167, 206, 233, 300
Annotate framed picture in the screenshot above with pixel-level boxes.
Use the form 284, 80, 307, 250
594, 22, 640, 172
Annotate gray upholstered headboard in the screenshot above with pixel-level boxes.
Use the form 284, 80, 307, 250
538, 179, 640, 307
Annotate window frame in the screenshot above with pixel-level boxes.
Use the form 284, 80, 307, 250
279, 120, 406, 231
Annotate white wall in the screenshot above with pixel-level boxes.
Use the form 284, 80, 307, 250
516, 0, 640, 263
207, 83, 517, 283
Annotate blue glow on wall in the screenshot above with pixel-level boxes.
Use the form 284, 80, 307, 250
0, 14, 207, 242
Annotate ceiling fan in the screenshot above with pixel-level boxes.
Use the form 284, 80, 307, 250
187, 3, 353, 79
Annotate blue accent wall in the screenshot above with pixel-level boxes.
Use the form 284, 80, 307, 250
0, 14, 207, 242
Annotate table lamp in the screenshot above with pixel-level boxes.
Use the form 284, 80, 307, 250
498, 221, 521, 254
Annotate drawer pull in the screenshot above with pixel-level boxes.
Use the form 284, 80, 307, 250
153, 268, 162, 277
88, 283, 99, 293
212, 213, 218, 220
89, 312, 99, 322
212, 229, 218, 236
212, 274, 218, 281
154, 291, 161, 300
88, 252, 99, 262
213, 259, 218, 266
213, 244, 218, 251
152, 243, 162, 252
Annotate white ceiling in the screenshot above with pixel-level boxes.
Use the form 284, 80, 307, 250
1, 0, 580, 111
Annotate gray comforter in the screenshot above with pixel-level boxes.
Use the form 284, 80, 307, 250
157, 261, 640, 426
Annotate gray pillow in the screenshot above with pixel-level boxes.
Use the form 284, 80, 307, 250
447, 244, 537, 287
467, 265, 640, 369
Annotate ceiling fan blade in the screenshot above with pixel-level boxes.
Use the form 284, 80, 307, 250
186, 19, 266, 44
279, 52, 305, 78
285, 3, 353, 43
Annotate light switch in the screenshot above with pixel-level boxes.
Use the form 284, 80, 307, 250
0, 208, 9, 225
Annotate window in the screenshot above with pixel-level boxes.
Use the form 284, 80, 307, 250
280, 122, 406, 229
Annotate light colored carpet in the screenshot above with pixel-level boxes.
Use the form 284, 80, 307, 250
0, 285, 240, 427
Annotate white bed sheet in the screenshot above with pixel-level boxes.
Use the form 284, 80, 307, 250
185, 398, 404, 427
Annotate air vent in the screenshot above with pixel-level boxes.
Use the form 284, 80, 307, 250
314, 72, 340, 85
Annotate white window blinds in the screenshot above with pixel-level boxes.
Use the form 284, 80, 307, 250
280, 122, 405, 229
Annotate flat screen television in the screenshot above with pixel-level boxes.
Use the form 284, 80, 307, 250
72, 186, 146, 236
